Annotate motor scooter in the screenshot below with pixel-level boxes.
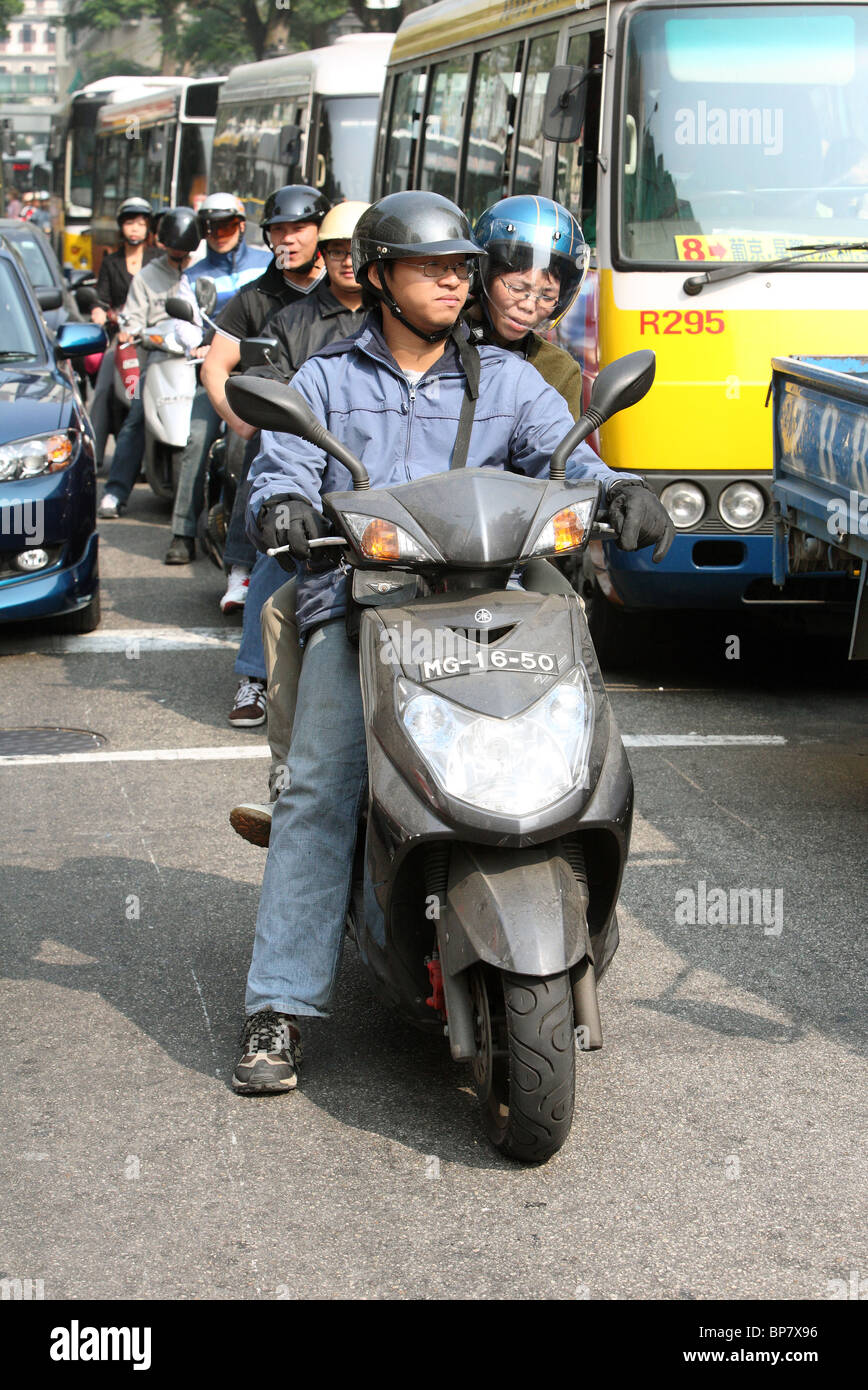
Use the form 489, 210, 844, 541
225, 350, 655, 1164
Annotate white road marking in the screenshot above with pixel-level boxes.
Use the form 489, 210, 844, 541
0, 626, 240, 655
0, 745, 270, 767
0, 734, 786, 768
624, 734, 786, 747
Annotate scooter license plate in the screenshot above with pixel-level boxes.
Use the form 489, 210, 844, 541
421, 649, 558, 680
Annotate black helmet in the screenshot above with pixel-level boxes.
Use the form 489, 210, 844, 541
116, 197, 153, 236
352, 192, 485, 342
157, 206, 201, 255
261, 185, 331, 234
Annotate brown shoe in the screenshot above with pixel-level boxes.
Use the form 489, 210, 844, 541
228, 678, 266, 727
229, 802, 272, 847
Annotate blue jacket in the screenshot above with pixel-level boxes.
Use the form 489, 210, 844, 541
183, 240, 271, 314
247, 317, 639, 636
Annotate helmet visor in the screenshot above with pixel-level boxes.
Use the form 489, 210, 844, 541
479, 228, 589, 328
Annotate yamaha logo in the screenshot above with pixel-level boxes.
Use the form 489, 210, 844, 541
475, 608, 492, 625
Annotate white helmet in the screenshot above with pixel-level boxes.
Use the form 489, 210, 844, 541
198, 193, 245, 234
318, 200, 370, 244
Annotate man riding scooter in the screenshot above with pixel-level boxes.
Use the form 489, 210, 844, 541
164, 193, 271, 564
98, 207, 202, 519
229, 191, 674, 1095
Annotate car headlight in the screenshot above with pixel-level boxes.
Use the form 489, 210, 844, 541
341, 511, 436, 563
527, 499, 595, 558
0, 431, 76, 481
659, 481, 706, 529
718, 481, 765, 530
397, 666, 594, 815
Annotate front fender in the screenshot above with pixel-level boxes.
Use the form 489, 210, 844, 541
441, 843, 591, 978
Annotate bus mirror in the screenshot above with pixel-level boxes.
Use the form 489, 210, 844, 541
542, 65, 588, 144
279, 124, 301, 164
194, 276, 217, 318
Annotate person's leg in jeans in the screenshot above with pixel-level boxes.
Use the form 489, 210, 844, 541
220, 432, 260, 609
99, 385, 146, 515
234, 620, 367, 1092
227, 552, 291, 728
229, 576, 300, 846
166, 385, 223, 562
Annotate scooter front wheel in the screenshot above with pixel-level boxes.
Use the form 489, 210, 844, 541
470, 966, 575, 1164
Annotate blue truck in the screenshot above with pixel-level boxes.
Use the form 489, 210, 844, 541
771, 356, 868, 661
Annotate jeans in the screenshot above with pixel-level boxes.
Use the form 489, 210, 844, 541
234, 551, 292, 680
223, 433, 260, 571
245, 619, 368, 1018
170, 386, 223, 538
103, 384, 145, 504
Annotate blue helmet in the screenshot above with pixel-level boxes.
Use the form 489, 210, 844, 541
474, 196, 589, 327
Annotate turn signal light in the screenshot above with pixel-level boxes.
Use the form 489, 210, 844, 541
361, 518, 401, 561
552, 507, 585, 551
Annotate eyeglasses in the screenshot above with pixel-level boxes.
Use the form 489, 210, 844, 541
408, 258, 474, 281
323, 245, 353, 261
498, 278, 560, 308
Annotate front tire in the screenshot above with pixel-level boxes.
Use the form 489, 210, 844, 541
471, 967, 575, 1164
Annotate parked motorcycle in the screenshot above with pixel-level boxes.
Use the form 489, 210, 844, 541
225, 350, 655, 1164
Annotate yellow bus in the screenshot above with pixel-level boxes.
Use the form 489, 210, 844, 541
375, 0, 868, 652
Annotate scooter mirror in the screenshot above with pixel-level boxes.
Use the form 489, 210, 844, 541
588, 349, 656, 423
194, 276, 218, 318
224, 376, 371, 489
240, 336, 280, 371
549, 349, 656, 480
166, 296, 195, 323
75, 285, 99, 313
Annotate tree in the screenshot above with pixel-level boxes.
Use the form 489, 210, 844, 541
0, 0, 24, 44
64, 0, 404, 75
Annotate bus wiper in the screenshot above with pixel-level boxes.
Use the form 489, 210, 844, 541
683, 241, 868, 296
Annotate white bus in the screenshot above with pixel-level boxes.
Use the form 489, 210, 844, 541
210, 32, 393, 234
48, 76, 182, 271
91, 78, 224, 272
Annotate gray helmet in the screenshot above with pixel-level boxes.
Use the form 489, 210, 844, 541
156, 207, 201, 254
117, 196, 153, 233
198, 192, 245, 236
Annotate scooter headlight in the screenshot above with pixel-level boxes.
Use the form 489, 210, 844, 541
396, 667, 594, 816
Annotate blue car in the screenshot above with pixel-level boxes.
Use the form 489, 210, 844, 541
0, 244, 106, 632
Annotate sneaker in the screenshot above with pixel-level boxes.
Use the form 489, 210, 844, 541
233, 1009, 301, 1094
165, 534, 195, 565
98, 492, 123, 519
229, 801, 272, 847
220, 565, 250, 613
228, 678, 266, 727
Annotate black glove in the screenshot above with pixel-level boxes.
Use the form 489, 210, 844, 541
257, 492, 330, 571
607, 481, 675, 563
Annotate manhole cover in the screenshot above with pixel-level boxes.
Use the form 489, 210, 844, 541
0, 727, 107, 756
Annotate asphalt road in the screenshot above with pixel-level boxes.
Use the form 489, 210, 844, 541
1, 484, 865, 1302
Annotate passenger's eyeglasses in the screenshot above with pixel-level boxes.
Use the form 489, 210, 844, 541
323, 245, 353, 261
410, 258, 474, 281
498, 278, 559, 308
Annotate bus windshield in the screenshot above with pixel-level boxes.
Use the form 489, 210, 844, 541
619, 4, 868, 266
315, 96, 379, 202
